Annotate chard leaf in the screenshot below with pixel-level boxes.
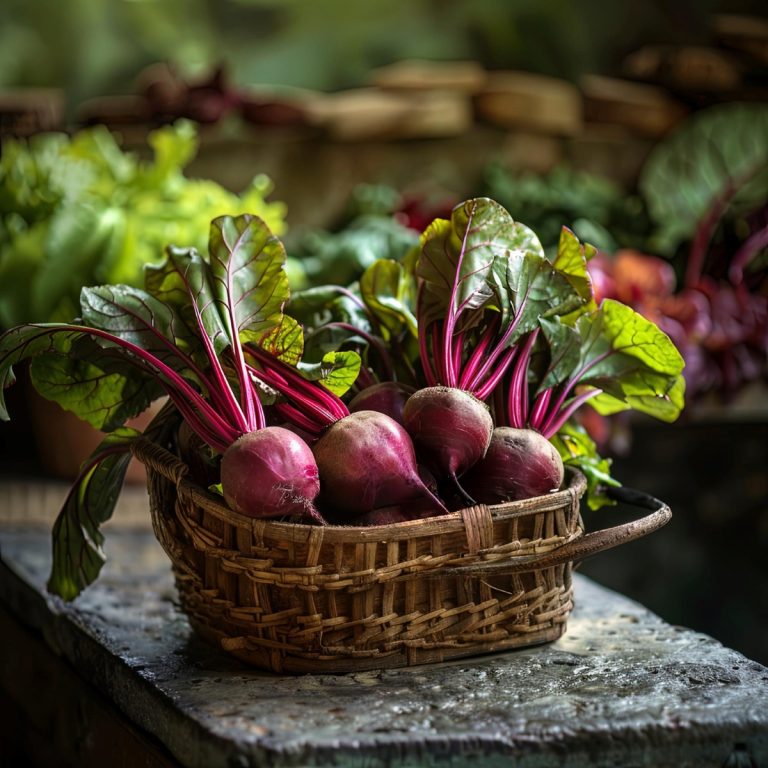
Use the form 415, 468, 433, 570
47, 426, 141, 600
640, 103, 768, 254
298, 350, 361, 397
417, 198, 513, 328
359, 258, 418, 338
208, 214, 289, 348
550, 421, 619, 510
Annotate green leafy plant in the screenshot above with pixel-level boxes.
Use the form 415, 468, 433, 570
0, 120, 286, 328
588, 103, 768, 405
482, 164, 652, 253
639, 102, 768, 276
0, 199, 687, 599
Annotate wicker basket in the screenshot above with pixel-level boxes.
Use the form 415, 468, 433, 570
132, 436, 671, 674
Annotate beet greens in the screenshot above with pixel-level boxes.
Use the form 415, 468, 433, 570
0, 196, 690, 599
0, 214, 330, 598
403, 198, 584, 498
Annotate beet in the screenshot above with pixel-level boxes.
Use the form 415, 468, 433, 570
402, 386, 493, 481
220, 427, 324, 523
311, 410, 448, 519
347, 381, 416, 425
461, 427, 564, 504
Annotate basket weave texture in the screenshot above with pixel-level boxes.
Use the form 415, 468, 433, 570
135, 437, 588, 674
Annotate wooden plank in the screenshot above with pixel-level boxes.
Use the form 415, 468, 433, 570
475, 71, 582, 136
581, 75, 688, 137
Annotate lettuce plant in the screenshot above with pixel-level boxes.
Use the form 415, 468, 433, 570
0, 120, 286, 328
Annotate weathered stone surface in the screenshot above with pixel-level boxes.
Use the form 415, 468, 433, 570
1, 526, 767, 767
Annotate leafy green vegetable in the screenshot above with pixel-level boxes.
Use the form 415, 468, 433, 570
248, 315, 305, 366
0, 121, 286, 328
209, 215, 290, 345
359, 257, 418, 339
29, 336, 162, 432
418, 198, 511, 330
483, 163, 651, 252
414, 198, 585, 399
47, 426, 143, 600
550, 421, 619, 511
291, 214, 419, 288
523, 299, 685, 442
2, 214, 326, 599
552, 226, 597, 319
639, 103, 768, 256
298, 350, 362, 397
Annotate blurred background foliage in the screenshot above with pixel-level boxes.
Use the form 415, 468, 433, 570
1, 0, 762, 115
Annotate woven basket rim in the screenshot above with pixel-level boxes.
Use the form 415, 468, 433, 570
135, 435, 587, 545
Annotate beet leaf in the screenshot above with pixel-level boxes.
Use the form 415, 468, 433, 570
528, 300, 686, 437
47, 426, 143, 601
639, 103, 768, 268
415, 197, 584, 397
549, 421, 620, 511
29, 335, 163, 431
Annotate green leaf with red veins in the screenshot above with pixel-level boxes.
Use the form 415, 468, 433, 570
537, 317, 582, 392
640, 102, 768, 254
244, 314, 304, 366
144, 245, 224, 357
29, 335, 162, 431
570, 299, 686, 421
501, 250, 584, 343
587, 371, 686, 422
208, 214, 289, 349
298, 350, 362, 397
46, 426, 142, 600
417, 198, 516, 330
578, 299, 685, 377
80, 284, 195, 370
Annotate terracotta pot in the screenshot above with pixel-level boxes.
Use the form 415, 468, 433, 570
26, 385, 163, 484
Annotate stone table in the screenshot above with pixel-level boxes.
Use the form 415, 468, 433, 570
1, 487, 767, 767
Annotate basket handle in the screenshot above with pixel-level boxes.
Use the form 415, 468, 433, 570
428, 485, 671, 578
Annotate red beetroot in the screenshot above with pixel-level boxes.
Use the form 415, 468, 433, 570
402, 386, 493, 481
311, 410, 448, 519
461, 426, 564, 504
221, 427, 325, 523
